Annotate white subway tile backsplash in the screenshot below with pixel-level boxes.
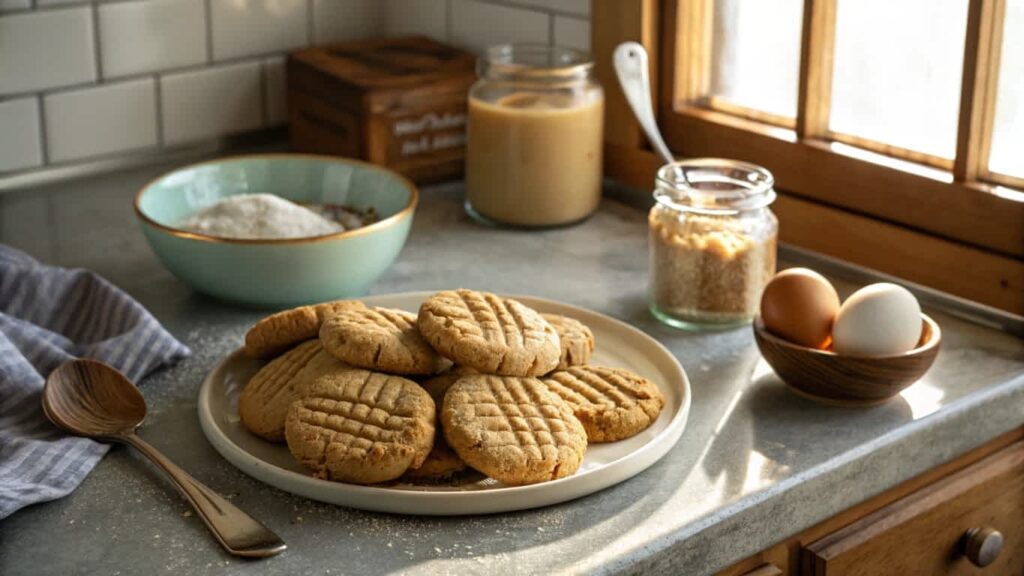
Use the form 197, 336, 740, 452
384, 0, 447, 41
513, 0, 589, 17
0, 98, 42, 172
313, 0, 386, 44
264, 57, 287, 126
450, 0, 549, 55
0, 0, 31, 12
0, 7, 96, 95
99, 0, 207, 79
554, 15, 589, 52
210, 0, 307, 61
161, 61, 263, 145
44, 78, 158, 162
0, 0, 592, 177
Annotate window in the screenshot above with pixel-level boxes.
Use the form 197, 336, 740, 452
829, 0, 968, 164
593, 0, 1023, 314
988, 0, 1024, 185
707, 0, 803, 125
660, 0, 1023, 255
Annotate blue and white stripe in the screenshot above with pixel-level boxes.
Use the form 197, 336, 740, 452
0, 245, 189, 519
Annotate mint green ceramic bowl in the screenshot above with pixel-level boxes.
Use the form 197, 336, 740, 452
134, 154, 417, 308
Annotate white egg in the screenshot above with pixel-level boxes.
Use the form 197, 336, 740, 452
832, 283, 922, 356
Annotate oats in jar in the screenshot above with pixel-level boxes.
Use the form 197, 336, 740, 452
650, 211, 776, 324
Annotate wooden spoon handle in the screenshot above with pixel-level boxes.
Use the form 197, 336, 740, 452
122, 434, 286, 558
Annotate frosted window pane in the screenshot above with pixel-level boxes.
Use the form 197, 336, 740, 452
989, 0, 1024, 179
709, 0, 804, 119
830, 0, 969, 159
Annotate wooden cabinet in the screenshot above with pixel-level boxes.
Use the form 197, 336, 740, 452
741, 565, 783, 576
719, 429, 1024, 576
803, 441, 1023, 575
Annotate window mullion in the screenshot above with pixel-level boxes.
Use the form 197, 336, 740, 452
954, 0, 1005, 182
672, 0, 714, 107
796, 0, 837, 140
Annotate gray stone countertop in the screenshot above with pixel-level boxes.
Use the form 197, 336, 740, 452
0, 156, 1022, 576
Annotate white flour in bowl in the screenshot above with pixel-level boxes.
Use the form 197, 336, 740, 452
177, 193, 346, 239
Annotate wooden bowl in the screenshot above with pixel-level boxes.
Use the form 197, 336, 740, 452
753, 314, 941, 407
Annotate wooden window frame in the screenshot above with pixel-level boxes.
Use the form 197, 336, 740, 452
593, 0, 1024, 315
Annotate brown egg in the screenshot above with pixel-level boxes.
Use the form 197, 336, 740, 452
760, 268, 840, 349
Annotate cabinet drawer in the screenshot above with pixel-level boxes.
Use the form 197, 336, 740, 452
803, 441, 1024, 576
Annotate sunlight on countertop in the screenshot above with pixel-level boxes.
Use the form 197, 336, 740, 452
900, 379, 946, 420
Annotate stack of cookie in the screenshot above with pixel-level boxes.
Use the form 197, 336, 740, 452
238, 289, 665, 487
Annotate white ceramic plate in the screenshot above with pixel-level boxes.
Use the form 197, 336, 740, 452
197, 293, 691, 515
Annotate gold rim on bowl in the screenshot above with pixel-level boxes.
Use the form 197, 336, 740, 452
752, 313, 941, 360
133, 153, 419, 245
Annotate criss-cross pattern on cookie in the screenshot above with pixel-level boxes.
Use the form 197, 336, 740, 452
351, 307, 417, 333
239, 339, 326, 441
543, 366, 656, 409
293, 371, 420, 457
320, 306, 448, 374
286, 369, 435, 484
418, 290, 560, 376
245, 299, 364, 358
444, 375, 589, 481
467, 376, 574, 458
542, 366, 665, 443
246, 340, 322, 402
541, 313, 594, 368
453, 290, 545, 349
443, 374, 586, 486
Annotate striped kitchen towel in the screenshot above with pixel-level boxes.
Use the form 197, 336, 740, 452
0, 245, 190, 519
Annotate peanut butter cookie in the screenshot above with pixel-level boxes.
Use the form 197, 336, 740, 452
417, 289, 560, 377
541, 313, 595, 369
399, 440, 467, 483
239, 340, 351, 442
285, 369, 435, 484
319, 306, 451, 375
418, 366, 478, 402
245, 300, 366, 358
542, 365, 665, 442
400, 367, 478, 482
442, 374, 587, 485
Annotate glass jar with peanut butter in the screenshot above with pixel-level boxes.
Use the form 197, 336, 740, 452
649, 159, 778, 329
465, 44, 604, 227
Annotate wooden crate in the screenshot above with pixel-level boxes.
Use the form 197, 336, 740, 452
287, 36, 477, 184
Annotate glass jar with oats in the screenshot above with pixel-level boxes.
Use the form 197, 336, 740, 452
648, 159, 778, 329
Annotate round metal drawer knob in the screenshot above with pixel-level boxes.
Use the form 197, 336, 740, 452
964, 526, 1003, 567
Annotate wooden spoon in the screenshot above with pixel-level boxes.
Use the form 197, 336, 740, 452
43, 359, 286, 558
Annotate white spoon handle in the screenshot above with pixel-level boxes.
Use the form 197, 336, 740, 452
613, 41, 676, 166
